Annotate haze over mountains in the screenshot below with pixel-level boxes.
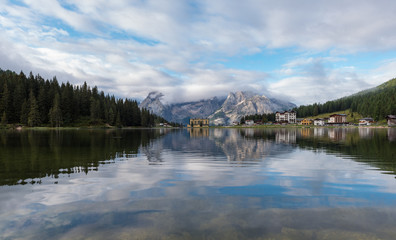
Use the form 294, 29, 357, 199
139, 91, 296, 125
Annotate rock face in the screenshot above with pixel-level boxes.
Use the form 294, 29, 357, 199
139, 91, 167, 117
139, 92, 225, 124
139, 91, 296, 125
209, 91, 296, 125
168, 97, 225, 124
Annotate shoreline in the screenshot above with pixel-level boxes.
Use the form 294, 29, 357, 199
1, 125, 393, 131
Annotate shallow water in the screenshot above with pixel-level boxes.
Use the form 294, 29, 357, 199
1, 128, 396, 239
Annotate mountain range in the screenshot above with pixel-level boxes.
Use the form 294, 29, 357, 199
139, 91, 296, 125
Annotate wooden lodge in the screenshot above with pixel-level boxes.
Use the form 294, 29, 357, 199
301, 118, 313, 125
386, 115, 396, 127
328, 114, 347, 125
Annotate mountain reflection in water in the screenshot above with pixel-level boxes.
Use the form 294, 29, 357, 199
1, 128, 396, 240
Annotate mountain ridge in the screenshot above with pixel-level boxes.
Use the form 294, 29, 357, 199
139, 91, 296, 125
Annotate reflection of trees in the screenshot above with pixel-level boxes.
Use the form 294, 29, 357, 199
237, 127, 396, 176
295, 128, 396, 175
0, 129, 165, 185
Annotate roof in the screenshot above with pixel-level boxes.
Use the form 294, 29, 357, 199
360, 118, 374, 121
276, 110, 296, 114
330, 114, 347, 117
387, 115, 396, 119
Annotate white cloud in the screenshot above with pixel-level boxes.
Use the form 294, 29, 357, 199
1, 0, 396, 104
269, 58, 371, 105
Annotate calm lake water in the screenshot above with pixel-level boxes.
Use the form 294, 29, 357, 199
1, 127, 396, 239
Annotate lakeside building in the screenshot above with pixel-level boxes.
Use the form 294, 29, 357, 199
301, 118, 313, 125
328, 114, 347, 125
187, 118, 209, 128
314, 118, 326, 126
386, 115, 396, 127
296, 118, 303, 124
359, 118, 375, 126
275, 111, 296, 124
245, 120, 255, 126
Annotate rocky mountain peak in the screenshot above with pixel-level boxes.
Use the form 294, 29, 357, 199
209, 91, 295, 125
147, 91, 164, 100
139, 91, 166, 116
139, 91, 295, 126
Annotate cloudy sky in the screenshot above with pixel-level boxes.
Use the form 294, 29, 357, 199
1, 0, 396, 105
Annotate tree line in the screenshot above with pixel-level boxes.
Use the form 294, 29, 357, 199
240, 113, 275, 124
0, 69, 179, 127
292, 78, 396, 120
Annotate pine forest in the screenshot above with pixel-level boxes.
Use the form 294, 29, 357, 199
0, 69, 176, 128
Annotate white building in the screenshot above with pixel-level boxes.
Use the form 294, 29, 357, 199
359, 118, 374, 126
245, 120, 254, 126
275, 111, 296, 124
328, 114, 347, 124
314, 118, 325, 126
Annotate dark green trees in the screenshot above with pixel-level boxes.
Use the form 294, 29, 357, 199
28, 90, 41, 127
0, 68, 174, 127
293, 78, 396, 120
49, 93, 62, 127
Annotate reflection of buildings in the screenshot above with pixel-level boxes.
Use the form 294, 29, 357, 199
187, 118, 209, 127
275, 129, 296, 144
358, 127, 374, 139
388, 128, 396, 141
328, 128, 346, 141
188, 127, 209, 138
300, 128, 312, 138
314, 127, 326, 137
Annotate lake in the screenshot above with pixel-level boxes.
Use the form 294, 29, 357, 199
1, 127, 396, 239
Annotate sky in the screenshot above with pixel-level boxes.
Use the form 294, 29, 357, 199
1, 0, 396, 105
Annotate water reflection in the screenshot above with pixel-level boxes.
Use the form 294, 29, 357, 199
0, 129, 165, 185
1, 128, 396, 239
1, 128, 396, 186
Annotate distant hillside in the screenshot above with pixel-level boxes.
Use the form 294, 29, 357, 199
305, 110, 363, 123
377, 77, 396, 90
294, 77, 396, 121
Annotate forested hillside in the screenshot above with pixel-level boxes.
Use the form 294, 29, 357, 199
293, 78, 396, 120
0, 69, 175, 127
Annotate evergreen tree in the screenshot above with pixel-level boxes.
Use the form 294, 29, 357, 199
49, 93, 63, 127
90, 97, 100, 123
38, 85, 48, 124
12, 83, 24, 123
0, 82, 10, 119
20, 99, 29, 125
0, 69, 176, 127
28, 90, 41, 127
116, 111, 122, 128
1, 111, 7, 126
108, 106, 115, 125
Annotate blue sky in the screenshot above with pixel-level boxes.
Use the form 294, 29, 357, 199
1, 0, 396, 105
